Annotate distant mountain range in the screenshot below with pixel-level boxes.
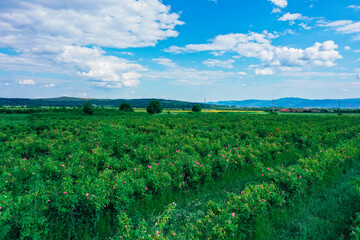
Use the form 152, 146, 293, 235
1, 97, 360, 108
209, 97, 360, 108
0, 97, 215, 109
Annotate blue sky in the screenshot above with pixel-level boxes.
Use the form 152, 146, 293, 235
0, 0, 360, 101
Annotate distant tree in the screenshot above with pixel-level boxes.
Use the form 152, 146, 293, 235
119, 102, 134, 112
192, 104, 202, 112
146, 100, 162, 114
83, 101, 94, 115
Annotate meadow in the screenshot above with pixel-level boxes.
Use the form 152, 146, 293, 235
1, 109, 360, 239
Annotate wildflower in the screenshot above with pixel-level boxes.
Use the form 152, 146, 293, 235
63, 191, 67, 194
148, 165, 152, 169
134, 168, 137, 171
231, 213, 235, 217
70, 156, 72, 158
86, 193, 89, 196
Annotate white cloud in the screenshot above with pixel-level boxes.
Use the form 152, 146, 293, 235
58, 46, 146, 88
166, 32, 342, 70
349, 5, 360, 10
0, 0, 183, 50
19, 79, 35, 85
255, 68, 274, 75
299, 23, 311, 30
268, 0, 288, 8
119, 52, 134, 56
344, 46, 351, 50
153, 57, 178, 68
203, 59, 235, 68
166, 31, 278, 54
283, 29, 295, 35
279, 71, 356, 78
278, 13, 303, 21
0, 0, 183, 88
272, 8, 282, 14
0, 52, 64, 73
319, 20, 360, 39
44, 84, 55, 87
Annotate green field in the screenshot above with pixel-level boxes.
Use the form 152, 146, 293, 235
1, 110, 360, 239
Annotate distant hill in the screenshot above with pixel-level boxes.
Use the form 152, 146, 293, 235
0, 97, 217, 109
209, 97, 360, 108
2, 97, 360, 109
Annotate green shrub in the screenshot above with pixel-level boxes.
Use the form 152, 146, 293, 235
119, 102, 134, 112
83, 101, 94, 115
192, 104, 202, 112
146, 100, 162, 114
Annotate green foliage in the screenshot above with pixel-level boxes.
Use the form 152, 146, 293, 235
83, 101, 94, 115
119, 102, 134, 112
192, 104, 202, 112
146, 100, 163, 114
1, 111, 360, 238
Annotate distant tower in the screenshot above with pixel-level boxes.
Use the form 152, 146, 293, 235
204, 97, 206, 112
272, 99, 275, 112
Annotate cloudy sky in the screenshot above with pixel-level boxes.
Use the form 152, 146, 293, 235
0, 0, 360, 101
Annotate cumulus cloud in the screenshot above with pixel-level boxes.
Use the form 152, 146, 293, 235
344, 46, 351, 50
255, 68, 274, 75
0, 0, 183, 87
166, 32, 342, 70
58, 46, 146, 88
278, 13, 303, 21
0, 0, 183, 49
268, 0, 288, 8
19, 79, 35, 85
203, 59, 235, 68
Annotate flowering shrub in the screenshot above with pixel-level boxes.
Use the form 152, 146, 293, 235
1, 112, 360, 238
